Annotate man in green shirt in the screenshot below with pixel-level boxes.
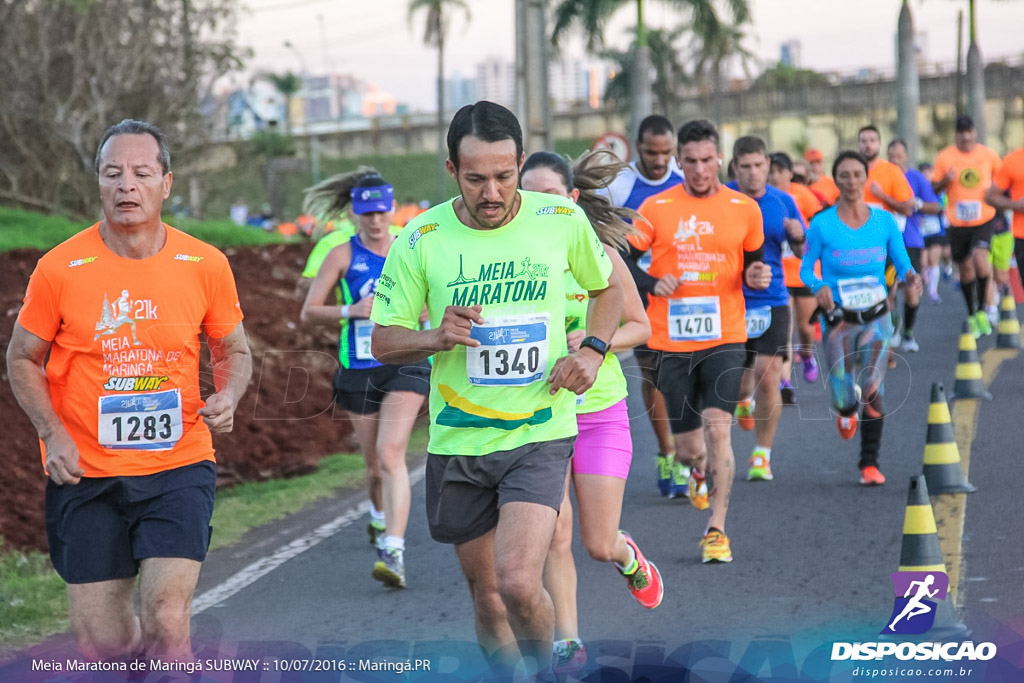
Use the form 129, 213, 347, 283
371, 101, 623, 675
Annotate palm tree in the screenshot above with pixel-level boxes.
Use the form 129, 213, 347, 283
255, 71, 303, 135
602, 28, 688, 115
685, 10, 757, 127
408, 0, 470, 202
551, 0, 750, 141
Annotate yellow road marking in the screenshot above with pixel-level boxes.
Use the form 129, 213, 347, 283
934, 347, 1017, 602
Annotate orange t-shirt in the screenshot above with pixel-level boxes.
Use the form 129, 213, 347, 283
633, 185, 763, 352
864, 159, 914, 211
990, 148, 1024, 238
17, 223, 244, 477
810, 176, 840, 206
932, 144, 1002, 227
781, 183, 822, 287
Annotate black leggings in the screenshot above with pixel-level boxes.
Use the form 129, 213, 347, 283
1016, 238, 1024, 291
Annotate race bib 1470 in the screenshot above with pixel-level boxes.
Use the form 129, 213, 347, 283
668, 296, 722, 342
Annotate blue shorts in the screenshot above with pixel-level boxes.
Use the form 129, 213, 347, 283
45, 461, 216, 583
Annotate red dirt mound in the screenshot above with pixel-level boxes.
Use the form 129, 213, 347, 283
0, 242, 357, 554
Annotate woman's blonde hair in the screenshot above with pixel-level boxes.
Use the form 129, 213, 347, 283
520, 150, 641, 249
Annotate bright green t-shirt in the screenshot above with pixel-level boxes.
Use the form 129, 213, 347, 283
564, 271, 628, 414
371, 190, 612, 456
301, 219, 403, 279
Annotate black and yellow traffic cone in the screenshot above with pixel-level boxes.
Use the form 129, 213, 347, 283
996, 294, 1022, 349
952, 321, 991, 400
923, 383, 976, 494
896, 475, 969, 640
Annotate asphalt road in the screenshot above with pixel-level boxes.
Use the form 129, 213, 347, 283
4, 278, 1023, 682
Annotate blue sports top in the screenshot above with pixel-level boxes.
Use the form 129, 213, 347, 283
599, 160, 685, 210
726, 182, 802, 308
902, 167, 940, 249
339, 233, 386, 369
800, 206, 915, 307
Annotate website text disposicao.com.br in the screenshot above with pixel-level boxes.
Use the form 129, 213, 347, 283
852, 665, 977, 678
836, 641, 997, 679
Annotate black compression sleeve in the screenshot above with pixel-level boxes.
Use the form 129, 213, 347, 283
743, 247, 765, 270
619, 244, 659, 296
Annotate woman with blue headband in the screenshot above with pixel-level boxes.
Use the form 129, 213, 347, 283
301, 168, 430, 589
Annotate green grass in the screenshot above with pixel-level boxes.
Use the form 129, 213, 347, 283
180, 138, 597, 221
0, 206, 289, 252
0, 541, 68, 654
209, 452, 367, 551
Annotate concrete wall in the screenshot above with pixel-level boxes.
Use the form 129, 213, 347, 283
188, 63, 1024, 173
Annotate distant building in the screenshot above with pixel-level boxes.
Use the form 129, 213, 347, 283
473, 56, 606, 112
445, 70, 478, 110
476, 57, 516, 108
780, 39, 802, 69
361, 84, 399, 118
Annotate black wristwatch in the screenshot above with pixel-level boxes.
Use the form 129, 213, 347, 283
579, 336, 609, 357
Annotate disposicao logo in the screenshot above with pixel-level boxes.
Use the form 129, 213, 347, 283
883, 571, 947, 635
830, 571, 997, 663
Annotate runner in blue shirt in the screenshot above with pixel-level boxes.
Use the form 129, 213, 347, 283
598, 115, 685, 496
726, 136, 806, 482
800, 151, 922, 486
887, 139, 942, 351
300, 169, 430, 589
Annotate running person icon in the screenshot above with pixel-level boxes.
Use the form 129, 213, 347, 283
888, 574, 939, 631
94, 289, 142, 345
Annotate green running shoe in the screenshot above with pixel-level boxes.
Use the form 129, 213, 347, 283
372, 547, 406, 588
656, 453, 673, 496
367, 519, 385, 547
974, 310, 992, 337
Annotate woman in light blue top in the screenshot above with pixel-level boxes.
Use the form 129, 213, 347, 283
800, 151, 922, 486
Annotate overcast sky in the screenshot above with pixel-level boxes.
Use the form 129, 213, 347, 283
233, 0, 1024, 111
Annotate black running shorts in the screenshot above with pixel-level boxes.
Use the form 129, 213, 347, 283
657, 343, 746, 434
45, 461, 216, 583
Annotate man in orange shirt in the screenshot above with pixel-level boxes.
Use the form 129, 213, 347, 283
633, 119, 771, 564
858, 125, 915, 354
769, 152, 823, 404
933, 115, 1003, 336
986, 144, 1024, 292
6, 120, 252, 662
805, 148, 840, 206
857, 125, 915, 218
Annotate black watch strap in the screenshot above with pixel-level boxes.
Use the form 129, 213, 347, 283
580, 335, 609, 357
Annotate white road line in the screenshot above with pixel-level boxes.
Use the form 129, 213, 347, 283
192, 463, 426, 614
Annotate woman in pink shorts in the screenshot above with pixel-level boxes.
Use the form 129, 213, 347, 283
521, 151, 661, 674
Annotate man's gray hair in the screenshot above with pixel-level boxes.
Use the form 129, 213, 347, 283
94, 119, 171, 175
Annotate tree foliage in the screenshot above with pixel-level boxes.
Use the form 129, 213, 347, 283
751, 63, 832, 90
0, 0, 246, 217
602, 28, 688, 114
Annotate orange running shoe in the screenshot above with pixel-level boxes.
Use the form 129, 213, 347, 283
734, 399, 754, 431
837, 414, 858, 440
700, 528, 733, 563
619, 532, 664, 609
860, 466, 886, 486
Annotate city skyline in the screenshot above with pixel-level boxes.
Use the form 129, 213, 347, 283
234, 0, 1024, 112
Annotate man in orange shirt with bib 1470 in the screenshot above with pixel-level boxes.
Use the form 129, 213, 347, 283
934, 115, 1003, 336
6, 120, 252, 663
633, 119, 771, 565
